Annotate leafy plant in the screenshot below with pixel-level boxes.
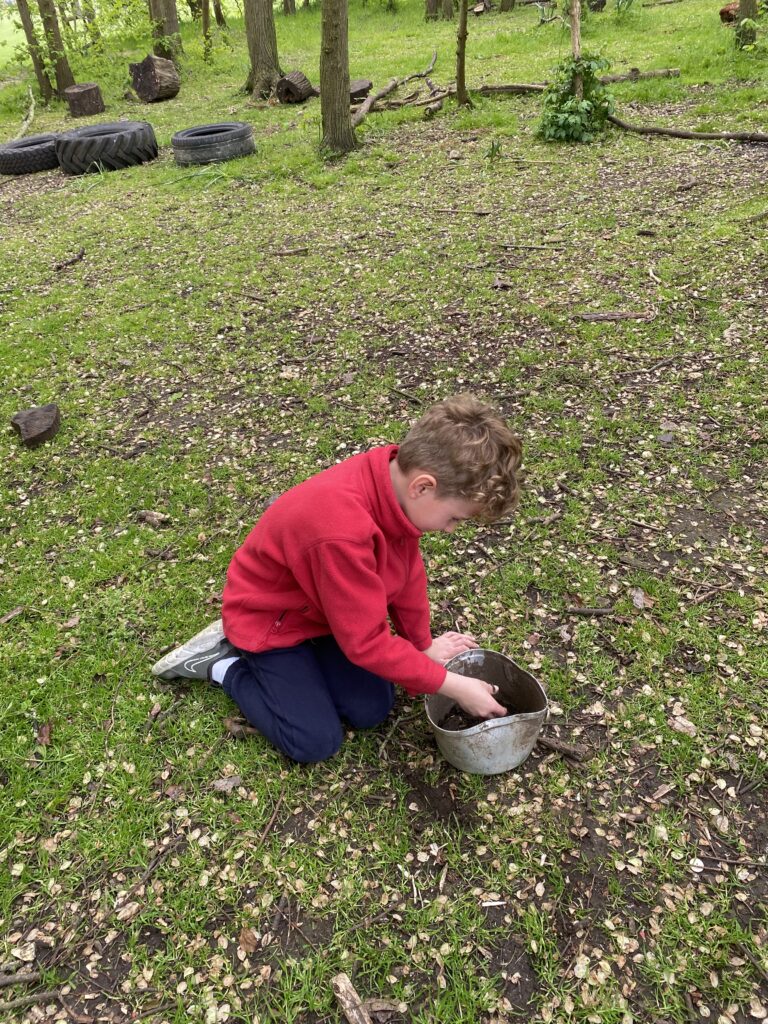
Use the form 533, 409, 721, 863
615, 0, 635, 14
537, 52, 615, 143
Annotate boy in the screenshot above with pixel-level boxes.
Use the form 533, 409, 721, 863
152, 395, 522, 763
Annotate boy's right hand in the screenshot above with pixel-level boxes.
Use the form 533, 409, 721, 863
438, 671, 507, 719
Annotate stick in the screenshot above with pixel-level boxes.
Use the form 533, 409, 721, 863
0, 990, 60, 1012
0, 972, 41, 989
537, 735, 589, 761
575, 310, 654, 322
608, 113, 768, 145
402, 49, 437, 85
53, 248, 86, 271
331, 973, 375, 1024
16, 86, 35, 139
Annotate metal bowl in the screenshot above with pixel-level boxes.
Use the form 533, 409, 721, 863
425, 649, 548, 775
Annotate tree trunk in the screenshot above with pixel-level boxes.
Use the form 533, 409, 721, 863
571, 0, 582, 97
320, 0, 356, 153
213, 0, 226, 25
243, 0, 282, 96
425, 0, 439, 18
455, 0, 472, 107
276, 70, 318, 102
499, 0, 515, 9
15, 0, 54, 101
441, 0, 454, 18
736, 0, 757, 46
148, 0, 182, 59
80, 0, 101, 46
284, 0, 296, 12
186, 0, 202, 15
36, 0, 75, 96
202, 0, 212, 60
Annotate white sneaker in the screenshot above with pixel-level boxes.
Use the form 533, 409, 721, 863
151, 619, 233, 681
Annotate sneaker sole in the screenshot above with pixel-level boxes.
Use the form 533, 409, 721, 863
151, 618, 226, 678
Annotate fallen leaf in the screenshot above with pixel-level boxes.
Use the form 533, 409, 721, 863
630, 587, 656, 610
212, 775, 243, 794
238, 926, 258, 953
36, 721, 53, 747
224, 717, 259, 740
491, 276, 513, 291
164, 785, 185, 800
115, 901, 141, 922
149, 702, 162, 719
11, 942, 36, 962
61, 615, 80, 630
137, 510, 170, 528
669, 716, 697, 738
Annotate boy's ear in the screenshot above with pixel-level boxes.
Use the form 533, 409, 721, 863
408, 472, 438, 498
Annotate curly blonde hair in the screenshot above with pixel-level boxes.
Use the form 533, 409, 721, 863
397, 395, 523, 522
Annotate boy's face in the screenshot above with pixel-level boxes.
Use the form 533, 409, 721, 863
403, 475, 482, 534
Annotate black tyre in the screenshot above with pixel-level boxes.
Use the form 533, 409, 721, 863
55, 120, 158, 176
171, 122, 255, 166
0, 134, 59, 176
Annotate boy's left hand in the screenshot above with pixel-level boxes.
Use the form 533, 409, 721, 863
424, 631, 479, 664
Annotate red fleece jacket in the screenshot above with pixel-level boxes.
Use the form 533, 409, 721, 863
222, 445, 447, 696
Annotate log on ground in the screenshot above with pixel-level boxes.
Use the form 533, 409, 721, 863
129, 55, 181, 103
276, 70, 318, 103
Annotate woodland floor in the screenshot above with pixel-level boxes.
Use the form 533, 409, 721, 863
1, 6, 768, 1022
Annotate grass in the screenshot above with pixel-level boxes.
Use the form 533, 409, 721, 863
1, 1, 768, 1023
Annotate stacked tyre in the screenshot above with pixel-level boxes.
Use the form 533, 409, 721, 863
171, 122, 255, 166
56, 121, 158, 175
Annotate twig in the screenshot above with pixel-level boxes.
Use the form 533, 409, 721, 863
691, 583, 732, 605
257, 784, 286, 846
389, 387, 423, 405
402, 49, 438, 85
600, 67, 680, 82
273, 898, 319, 951
739, 942, 768, 984
496, 241, 564, 251
564, 606, 614, 617
16, 86, 35, 139
0, 972, 41, 989
575, 309, 654, 322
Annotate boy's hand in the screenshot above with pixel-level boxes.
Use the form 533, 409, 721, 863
438, 671, 507, 719
424, 631, 479, 665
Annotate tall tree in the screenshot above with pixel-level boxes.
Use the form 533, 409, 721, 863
736, 0, 757, 47
148, 0, 182, 59
213, 0, 227, 26
243, 0, 282, 96
571, 0, 582, 97
320, 0, 356, 152
455, 0, 471, 107
425, 0, 439, 19
441, 0, 453, 19
15, 0, 53, 101
36, 0, 75, 96
284, 0, 296, 13
202, 0, 212, 59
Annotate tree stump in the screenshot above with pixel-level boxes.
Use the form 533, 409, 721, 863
11, 403, 61, 447
349, 78, 372, 102
128, 54, 181, 103
275, 70, 318, 103
64, 82, 105, 117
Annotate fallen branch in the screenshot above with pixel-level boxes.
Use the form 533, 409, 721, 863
641, 0, 684, 6
352, 78, 400, 128
575, 309, 654, 322
17, 86, 35, 139
600, 67, 680, 83
352, 51, 438, 128
332, 973, 375, 1024
608, 113, 768, 145
564, 606, 614, 617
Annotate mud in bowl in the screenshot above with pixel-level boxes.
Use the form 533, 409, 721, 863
425, 649, 548, 775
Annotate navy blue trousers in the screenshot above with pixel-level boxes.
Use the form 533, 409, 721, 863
222, 635, 395, 763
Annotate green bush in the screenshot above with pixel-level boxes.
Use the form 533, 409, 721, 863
537, 52, 615, 143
